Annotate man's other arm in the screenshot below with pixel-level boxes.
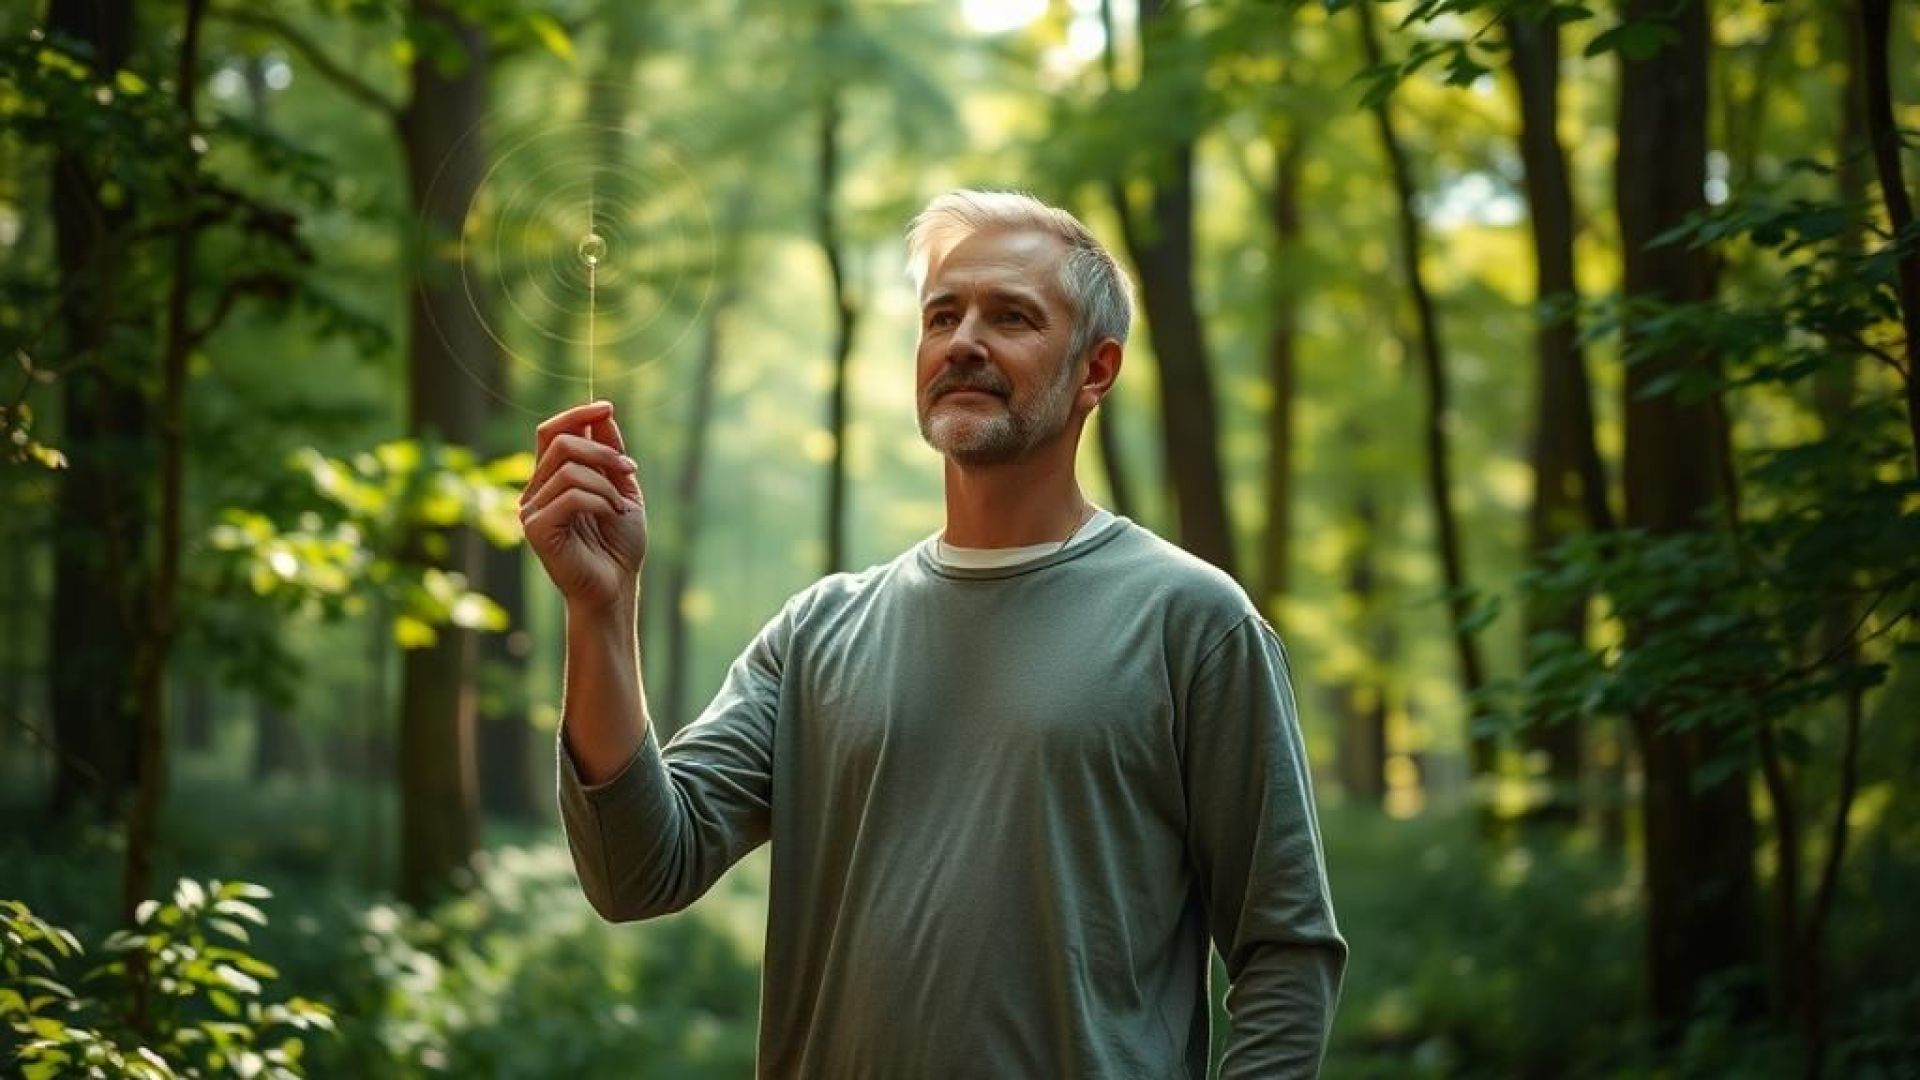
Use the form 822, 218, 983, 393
1183, 614, 1348, 1079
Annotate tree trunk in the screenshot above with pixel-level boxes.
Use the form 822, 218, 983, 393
1616, 0, 1762, 1033
663, 194, 748, 738
1092, 398, 1137, 521
395, 0, 490, 904
815, 11, 857, 577
1356, 0, 1489, 771
1787, 17, 1873, 1072
1091, 0, 1138, 526
1334, 482, 1390, 807
46, 0, 144, 822
1856, 0, 1920, 477
1120, 0, 1238, 579
475, 548, 534, 819
1, 525, 27, 758
121, 1, 207, 1030
1259, 130, 1305, 630
1508, 11, 1614, 824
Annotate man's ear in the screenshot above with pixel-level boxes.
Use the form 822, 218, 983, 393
1078, 338, 1123, 413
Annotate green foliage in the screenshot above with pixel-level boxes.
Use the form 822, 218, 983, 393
315, 844, 761, 1078
1486, 176, 1920, 766
208, 437, 533, 649
1, 883, 334, 1079
1322, 810, 1643, 1077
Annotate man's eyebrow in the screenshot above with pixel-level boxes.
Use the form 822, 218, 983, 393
920, 286, 1046, 311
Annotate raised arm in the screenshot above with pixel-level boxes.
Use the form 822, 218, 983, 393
521, 400, 650, 783
523, 400, 778, 920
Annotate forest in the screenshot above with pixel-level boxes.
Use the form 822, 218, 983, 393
2, 0, 1918, 1076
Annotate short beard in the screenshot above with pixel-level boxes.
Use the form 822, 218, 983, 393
919, 356, 1079, 466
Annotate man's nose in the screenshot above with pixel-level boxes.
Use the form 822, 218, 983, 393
945, 310, 988, 365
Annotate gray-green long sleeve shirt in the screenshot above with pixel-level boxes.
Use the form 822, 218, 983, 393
558, 519, 1346, 1078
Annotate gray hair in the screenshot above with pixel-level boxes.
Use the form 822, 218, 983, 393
905, 189, 1134, 369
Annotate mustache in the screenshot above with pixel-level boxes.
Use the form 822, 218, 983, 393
925, 366, 1011, 401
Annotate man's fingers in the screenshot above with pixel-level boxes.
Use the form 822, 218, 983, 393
535, 400, 614, 461
522, 487, 622, 538
522, 460, 627, 520
594, 414, 640, 499
521, 432, 635, 507
593, 412, 628, 456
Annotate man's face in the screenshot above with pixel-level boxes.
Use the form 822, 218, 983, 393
915, 228, 1081, 466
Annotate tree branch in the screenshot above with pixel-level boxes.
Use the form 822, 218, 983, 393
210, 7, 402, 118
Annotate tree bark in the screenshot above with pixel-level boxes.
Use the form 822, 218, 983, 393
1259, 130, 1305, 629
395, 0, 491, 904
124, 0, 207, 924
816, 7, 857, 577
1334, 482, 1390, 807
1120, 0, 1238, 579
475, 549, 535, 819
1092, 397, 1138, 521
1356, 0, 1489, 769
1091, 0, 1139, 525
1508, 11, 1614, 823
1856, 0, 1920, 477
1616, 0, 1762, 1034
46, 0, 145, 822
1787, 17, 1873, 1071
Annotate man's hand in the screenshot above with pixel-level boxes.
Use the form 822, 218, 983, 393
522, 400, 648, 615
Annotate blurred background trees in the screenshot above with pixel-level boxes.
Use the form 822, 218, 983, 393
2, 0, 1916, 1075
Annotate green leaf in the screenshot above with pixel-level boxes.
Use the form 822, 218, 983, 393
393, 614, 436, 649
1585, 19, 1679, 60
527, 14, 573, 61
213, 899, 269, 927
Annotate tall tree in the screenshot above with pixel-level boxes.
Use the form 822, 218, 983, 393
123, 0, 209, 937
1113, 0, 1238, 578
1857, 0, 1920, 476
1506, 8, 1615, 822
208, 0, 502, 900
1259, 127, 1306, 628
815, 0, 858, 576
664, 193, 749, 735
1090, 0, 1138, 524
45, 0, 144, 820
1615, 0, 1762, 1031
1334, 479, 1391, 807
396, 0, 493, 903
1355, 0, 1489, 771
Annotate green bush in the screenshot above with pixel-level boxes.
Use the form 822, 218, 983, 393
1, 881, 333, 1079
310, 844, 762, 1079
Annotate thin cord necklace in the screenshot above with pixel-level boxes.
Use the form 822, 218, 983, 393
1055, 503, 1097, 553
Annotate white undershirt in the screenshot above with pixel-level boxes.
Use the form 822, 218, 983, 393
931, 508, 1117, 570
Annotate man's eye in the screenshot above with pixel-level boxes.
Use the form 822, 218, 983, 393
928, 311, 957, 329
996, 310, 1031, 327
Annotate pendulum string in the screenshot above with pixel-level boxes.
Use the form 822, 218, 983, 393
585, 187, 598, 403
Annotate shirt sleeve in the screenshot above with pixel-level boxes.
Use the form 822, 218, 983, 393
1182, 613, 1347, 1079
556, 597, 792, 922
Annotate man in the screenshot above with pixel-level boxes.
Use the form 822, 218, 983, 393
521, 190, 1346, 1077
